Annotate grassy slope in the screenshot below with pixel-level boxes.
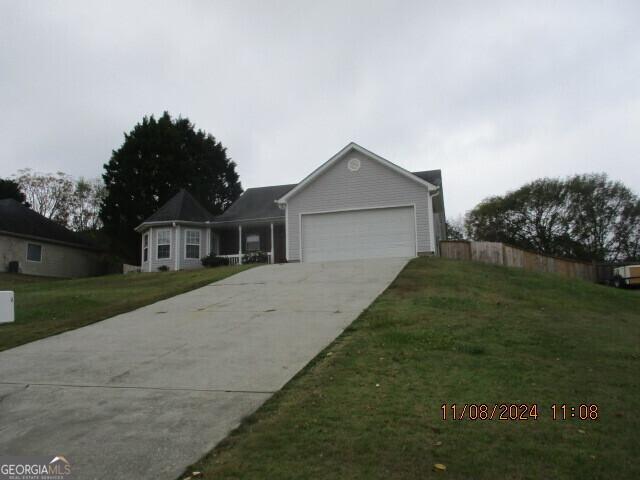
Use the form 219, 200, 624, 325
0, 266, 252, 352
189, 257, 640, 480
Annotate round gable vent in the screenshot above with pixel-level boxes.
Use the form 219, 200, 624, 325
347, 157, 361, 172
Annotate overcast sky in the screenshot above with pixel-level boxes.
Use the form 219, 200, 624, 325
1, 1, 638, 218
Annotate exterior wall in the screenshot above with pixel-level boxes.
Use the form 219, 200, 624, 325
0, 234, 102, 278
285, 151, 434, 261
141, 226, 175, 272
140, 225, 210, 272
179, 227, 210, 270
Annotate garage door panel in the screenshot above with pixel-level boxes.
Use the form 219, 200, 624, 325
301, 207, 415, 262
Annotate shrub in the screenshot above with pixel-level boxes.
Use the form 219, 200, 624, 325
158, 265, 170, 272
243, 251, 268, 264
201, 254, 230, 268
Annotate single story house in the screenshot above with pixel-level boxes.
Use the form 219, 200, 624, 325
135, 142, 445, 271
0, 198, 103, 278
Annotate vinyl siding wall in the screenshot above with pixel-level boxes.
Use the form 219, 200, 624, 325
285, 151, 434, 261
180, 227, 210, 270
0, 234, 102, 278
140, 225, 210, 272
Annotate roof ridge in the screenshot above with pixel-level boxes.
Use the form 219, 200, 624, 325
244, 183, 297, 190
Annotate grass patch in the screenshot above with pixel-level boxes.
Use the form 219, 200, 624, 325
0, 266, 252, 352
186, 257, 640, 480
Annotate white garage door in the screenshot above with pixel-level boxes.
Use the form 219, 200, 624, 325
301, 206, 416, 262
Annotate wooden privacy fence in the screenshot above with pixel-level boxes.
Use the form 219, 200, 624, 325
439, 240, 597, 283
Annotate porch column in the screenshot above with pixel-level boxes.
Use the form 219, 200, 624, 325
148, 227, 153, 272
175, 225, 181, 271
238, 224, 243, 265
207, 229, 211, 256
140, 231, 145, 268
270, 222, 274, 264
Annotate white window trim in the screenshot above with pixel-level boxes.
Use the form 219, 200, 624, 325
246, 234, 260, 252
26, 242, 43, 263
184, 229, 201, 259
156, 228, 172, 260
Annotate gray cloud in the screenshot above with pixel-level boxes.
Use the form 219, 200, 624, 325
1, 0, 638, 218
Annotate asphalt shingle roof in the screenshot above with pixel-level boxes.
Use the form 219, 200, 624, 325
0, 198, 97, 248
412, 169, 442, 187
142, 189, 215, 223
214, 184, 295, 222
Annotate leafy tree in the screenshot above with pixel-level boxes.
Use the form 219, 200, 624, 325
14, 169, 75, 225
565, 174, 640, 262
101, 112, 242, 262
0, 178, 27, 204
446, 218, 465, 240
466, 174, 640, 262
70, 178, 105, 232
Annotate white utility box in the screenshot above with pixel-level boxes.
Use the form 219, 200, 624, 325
0, 291, 15, 324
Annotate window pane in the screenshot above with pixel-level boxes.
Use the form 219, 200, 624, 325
246, 234, 260, 251
157, 244, 170, 259
157, 230, 170, 245
186, 230, 200, 245
186, 244, 200, 259
27, 243, 42, 262
143, 234, 149, 247
143, 248, 148, 262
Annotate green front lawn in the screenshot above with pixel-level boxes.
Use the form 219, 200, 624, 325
187, 257, 640, 479
0, 266, 251, 352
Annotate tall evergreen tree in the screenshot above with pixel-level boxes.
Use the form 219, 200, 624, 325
0, 178, 27, 204
100, 112, 242, 261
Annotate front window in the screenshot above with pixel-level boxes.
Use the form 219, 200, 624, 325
27, 243, 42, 262
143, 234, 149, 262
157, 229, 171, 259
185, 230, 201, 259
246, 234, 260, 252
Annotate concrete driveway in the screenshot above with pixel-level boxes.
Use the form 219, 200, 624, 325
0, 258, 408, 479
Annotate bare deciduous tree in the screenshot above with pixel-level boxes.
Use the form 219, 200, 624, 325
14, 169, 105, 232
14, 169, 75, 225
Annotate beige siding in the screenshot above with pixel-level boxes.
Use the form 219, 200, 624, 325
286, 151, 433, 261
0, 234, 101, 278
140, 226, 210, 272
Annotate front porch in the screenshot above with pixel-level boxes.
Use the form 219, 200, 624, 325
212, 220, 286, 265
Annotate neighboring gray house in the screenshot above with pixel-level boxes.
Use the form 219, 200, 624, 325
136, 142, 445, 270
0, 199, 103, 278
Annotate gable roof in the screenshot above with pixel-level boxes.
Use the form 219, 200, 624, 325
140, 189, 215, 227
0, 198, 97, 249
276, 142, 438, 204
214, 184, 295, 223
